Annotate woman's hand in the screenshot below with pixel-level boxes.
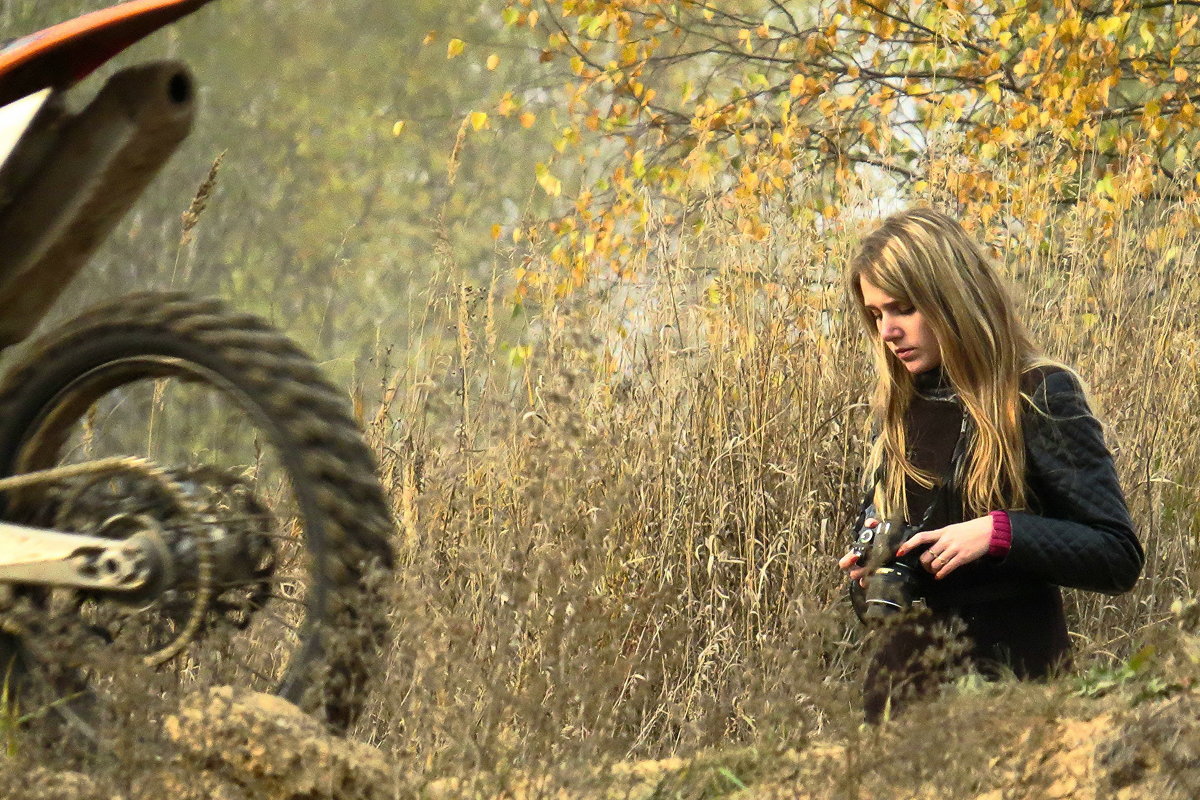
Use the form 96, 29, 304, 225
838, 517, 877, 586
896, 515, 994, 579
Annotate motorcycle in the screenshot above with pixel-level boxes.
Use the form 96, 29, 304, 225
0, 0, 394, 736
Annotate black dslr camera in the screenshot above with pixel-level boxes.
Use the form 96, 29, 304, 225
849, 516, 928, 623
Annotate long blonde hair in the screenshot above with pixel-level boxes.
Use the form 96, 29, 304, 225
845, 207, 1058, 519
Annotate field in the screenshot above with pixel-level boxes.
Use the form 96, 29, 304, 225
7, 189, 1200, 798
4, 0, 1200, 796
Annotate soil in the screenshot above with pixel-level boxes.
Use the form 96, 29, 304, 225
11, 683, 1197, 800
10, 605, 1200, 800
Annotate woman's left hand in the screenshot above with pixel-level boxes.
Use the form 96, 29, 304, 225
896, 515, 994, 579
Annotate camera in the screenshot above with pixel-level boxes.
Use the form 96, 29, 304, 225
849, 517, 927, 623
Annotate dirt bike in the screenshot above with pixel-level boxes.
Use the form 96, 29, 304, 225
0, 0, 394, 737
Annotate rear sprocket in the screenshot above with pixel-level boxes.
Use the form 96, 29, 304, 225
0, 292, 393, 734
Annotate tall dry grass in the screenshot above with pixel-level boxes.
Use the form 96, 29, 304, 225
346, 166, 1200, 783
7, 160, 1200, 798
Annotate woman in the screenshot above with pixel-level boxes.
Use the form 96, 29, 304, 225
837, 207, 1143, 721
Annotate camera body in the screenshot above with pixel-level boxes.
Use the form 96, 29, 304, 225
850, 517, 928, 623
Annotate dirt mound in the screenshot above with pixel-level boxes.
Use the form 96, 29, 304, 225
9, 686, 400, 800
11, 605, 1200, 800
153, 686, 394, 800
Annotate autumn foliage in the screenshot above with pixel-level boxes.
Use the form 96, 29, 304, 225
456, 0, 1200, 291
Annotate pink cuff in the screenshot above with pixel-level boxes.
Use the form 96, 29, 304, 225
988, 510, 1012, 559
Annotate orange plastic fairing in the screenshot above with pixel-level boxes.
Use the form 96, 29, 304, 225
0, 0, 217, 108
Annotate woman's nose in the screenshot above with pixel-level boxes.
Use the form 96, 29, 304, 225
881, 320, 903, 341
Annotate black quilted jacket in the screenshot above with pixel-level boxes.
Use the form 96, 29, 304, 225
857, 366, 1144, 610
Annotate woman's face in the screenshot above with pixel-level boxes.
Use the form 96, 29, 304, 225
859, 276, 942, 374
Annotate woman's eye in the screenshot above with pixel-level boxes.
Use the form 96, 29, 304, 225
897, 307, 915, 316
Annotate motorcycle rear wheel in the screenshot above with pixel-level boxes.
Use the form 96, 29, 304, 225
0, 291, 393, 735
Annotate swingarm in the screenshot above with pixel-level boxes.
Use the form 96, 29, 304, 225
0, 519, 160, 594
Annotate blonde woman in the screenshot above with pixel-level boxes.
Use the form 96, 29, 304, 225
837, 207, 1143, 721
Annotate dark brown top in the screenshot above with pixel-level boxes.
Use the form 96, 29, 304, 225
904, 366, 962, 529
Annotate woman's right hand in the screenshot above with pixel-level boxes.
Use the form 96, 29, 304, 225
839, 517, 878, 586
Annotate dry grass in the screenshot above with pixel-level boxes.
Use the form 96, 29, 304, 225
342, 175, 1200, 788
5, 168, 1200, 798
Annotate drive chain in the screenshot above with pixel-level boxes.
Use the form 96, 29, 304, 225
1, 291, 394, 576
0, 456, 214, 666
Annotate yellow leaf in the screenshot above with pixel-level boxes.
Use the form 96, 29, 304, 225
447, 38, 465, 58
491, 224, 501, 240
1140, 21, 1155, 47
520, 112, 537, 128
391, 120, 406, 137
1098, 15, 1124, 37
508, 344, 531, 368
706, 282, 721, 305
470, 111, 488, 130
422, 31, 437, 46
789, 74, 804, 96
487, 53, 500, 70
985, 79, 1001, 104
1176, 66, 1189, 82
535, 163, 562, 196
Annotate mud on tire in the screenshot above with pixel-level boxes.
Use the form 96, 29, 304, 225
0, 291, 394, 732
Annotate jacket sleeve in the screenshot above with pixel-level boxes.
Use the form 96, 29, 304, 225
1001, 369, 1144, 594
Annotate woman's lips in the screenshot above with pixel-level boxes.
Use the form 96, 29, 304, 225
894, 347, 916, 360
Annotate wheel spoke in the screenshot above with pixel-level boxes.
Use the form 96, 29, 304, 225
0, 293, 390, 734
